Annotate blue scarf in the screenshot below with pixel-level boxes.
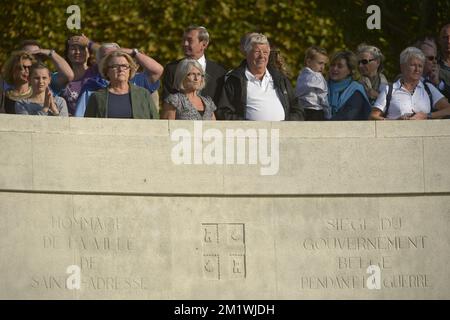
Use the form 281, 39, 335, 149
328, 77, 369, 115
80, 65, 109, 93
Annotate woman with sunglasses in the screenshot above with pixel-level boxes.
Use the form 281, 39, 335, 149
357, 44, 388, 105
85, 51, 159, 119
1, 51, 36, 114
328, 51, 371, 120
161, 58, 216, 120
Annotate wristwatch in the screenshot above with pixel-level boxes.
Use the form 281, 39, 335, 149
131, 48, 139, 58
427, 112, 433, 119
48, 49, 55, 57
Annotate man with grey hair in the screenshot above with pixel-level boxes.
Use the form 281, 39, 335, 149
414, 37, 450, 100
74, 42, 163, 117
370, 47, 450, 120
217, 33, 304, 121
162, 25, 226, 105
438, 24, 450, 99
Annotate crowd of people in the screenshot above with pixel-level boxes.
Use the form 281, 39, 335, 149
1, 23, 450, 121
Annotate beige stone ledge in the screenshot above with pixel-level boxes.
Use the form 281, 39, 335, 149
2, 116, 450, 195
375, 120, 450, 138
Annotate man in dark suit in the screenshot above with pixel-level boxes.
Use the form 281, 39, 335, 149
162, 26, 226, 105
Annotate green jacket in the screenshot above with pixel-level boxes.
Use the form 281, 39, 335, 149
85, 82, 159, 119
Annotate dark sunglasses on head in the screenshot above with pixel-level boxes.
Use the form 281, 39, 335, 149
426, 56, 437, 61
17, 64, 32, 70
358, 58, 376, 65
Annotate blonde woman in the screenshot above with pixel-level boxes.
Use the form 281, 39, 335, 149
357, 44, 388, 105
1, 51, 36, 113
162, 58, 216, 120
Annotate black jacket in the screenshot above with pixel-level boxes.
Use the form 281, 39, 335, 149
216, 61, 304, 121
162, 58, 226, 105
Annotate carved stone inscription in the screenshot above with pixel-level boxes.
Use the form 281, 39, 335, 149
299, 217, 432, 290
31, 215, 149, 291
202, 223, 246, 280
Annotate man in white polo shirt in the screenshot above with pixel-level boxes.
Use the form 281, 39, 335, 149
217, 33, 304, 121
370, 47, 450, 120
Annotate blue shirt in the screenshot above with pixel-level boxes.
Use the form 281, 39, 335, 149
107, 92, 132, 118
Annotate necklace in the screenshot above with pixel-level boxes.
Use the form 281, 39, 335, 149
6, 87, 32, 101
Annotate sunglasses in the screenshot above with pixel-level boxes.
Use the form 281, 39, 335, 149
358, 58, 376, 65
426, 56, 437, 61
16, 64, 32, 71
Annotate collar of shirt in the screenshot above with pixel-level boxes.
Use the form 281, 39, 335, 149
245, 67, 271, 85
196, 55, 207, 72
396, 78, 424, 92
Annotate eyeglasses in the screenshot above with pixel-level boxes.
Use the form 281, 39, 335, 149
426, 56, 437, 62
186, 72, 204, 78
108, 64, 130, 70
358, 58, 376, 65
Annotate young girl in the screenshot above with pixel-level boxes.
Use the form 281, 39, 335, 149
15, 63, 68, 116
295, 46, 330, 120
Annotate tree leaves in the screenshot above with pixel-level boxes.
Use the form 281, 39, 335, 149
0, 0, 448, 82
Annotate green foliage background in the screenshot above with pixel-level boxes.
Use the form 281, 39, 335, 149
1, 0, 449, 82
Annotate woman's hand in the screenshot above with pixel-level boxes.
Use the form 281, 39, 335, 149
161, 102, 176, 120
397, 113, 412, 120
428, 65, 441, 86
28, 48, 52, 59
69, 34, 90, 47
44, 88, 59, 115
367, 88, 379, 100
43, 88, 50, 113
369, 108, 385, 120
408, 112, 427, 120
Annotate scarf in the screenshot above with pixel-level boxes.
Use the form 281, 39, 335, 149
328, 77, 369, 115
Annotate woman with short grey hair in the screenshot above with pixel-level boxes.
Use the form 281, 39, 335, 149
161, 58, 216, 120
399, 47, 425, 65
85, 51, 159, 119
99, 50, 138, 81
370, 47, 450, 120
357, 43, 388, 104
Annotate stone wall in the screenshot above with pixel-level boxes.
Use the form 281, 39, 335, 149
0, 115, 449, 299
